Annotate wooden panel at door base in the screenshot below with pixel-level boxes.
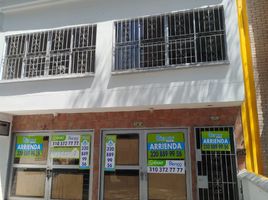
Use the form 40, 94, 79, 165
16, 171, 45, 197
104, 171, 139, 200
52, 174, 83, 200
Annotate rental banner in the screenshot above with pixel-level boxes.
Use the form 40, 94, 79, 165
147, 160, 185, 174
50, 135, 80, 159
79, 135, 91, 169
147, 132, 185, 174
147, 132, 185, 160
15, 136, 44, 158
201, 131, 231, 151
104, 135, 117, 171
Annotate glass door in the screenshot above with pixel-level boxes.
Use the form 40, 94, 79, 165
8, 131, 93, 200
101, 129, 191, 200
49, 132, 93, 200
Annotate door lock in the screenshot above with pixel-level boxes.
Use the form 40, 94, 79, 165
46, 168, 52, 179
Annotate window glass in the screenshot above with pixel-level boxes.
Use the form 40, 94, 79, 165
14, 136, 49, 165
51, 134, 91, 167
140, 16, 165, 42
116, 134, 139, 165
53, 158, 79, 165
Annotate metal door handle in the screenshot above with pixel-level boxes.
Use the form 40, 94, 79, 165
140, 171, 144, 180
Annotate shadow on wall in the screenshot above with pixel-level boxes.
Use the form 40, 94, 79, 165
68, 51, 240, 109
0, 175, 2, 200
107, 66, 229, 89
0, 77, 93, 96
69, 76, 242, 110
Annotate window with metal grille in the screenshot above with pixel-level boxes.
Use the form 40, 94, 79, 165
114, 5, 227, 71
2, 24, 96, 80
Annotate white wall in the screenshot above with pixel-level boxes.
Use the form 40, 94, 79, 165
238, 170, 268, 200
0, 0, 244, 115
0, 114, 12, 200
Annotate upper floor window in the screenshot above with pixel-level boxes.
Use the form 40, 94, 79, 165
3, 25, 96, 80
114, 5, 227, 71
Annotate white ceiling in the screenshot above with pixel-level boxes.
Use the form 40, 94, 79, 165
0, 0, 76, 11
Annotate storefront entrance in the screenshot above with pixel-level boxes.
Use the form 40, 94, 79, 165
8, 131, 94, 200
100, 129, 192, 200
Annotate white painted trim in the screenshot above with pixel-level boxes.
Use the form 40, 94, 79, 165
0, 0, 78, 13
0, 73, 94, 84
111, 61, 230, 75
0, 113, 12, 122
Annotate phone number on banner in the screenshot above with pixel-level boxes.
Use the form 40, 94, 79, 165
147, 166, 185, 174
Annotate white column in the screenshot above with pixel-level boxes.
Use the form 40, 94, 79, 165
0, 113, 12, 200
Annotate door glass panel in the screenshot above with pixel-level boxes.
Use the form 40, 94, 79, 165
147, 132, 187, 200
116, 134, 139, 165
148, 173, 187, 200
104, 170, 139, 200
10, 168, 46, 198
14, 136, 49, 165
51, 169, 90, 200
53, 158, 79, 165
51, 134, 84, 166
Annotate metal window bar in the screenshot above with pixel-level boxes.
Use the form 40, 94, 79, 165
24, 56, 46, 78
51, 28, 72, 53
6, 35, 26, 57
3, 57, 23, 79
49, 52, 70, 75
168, 11, 196, 65
27, 32, 48, 55
140, 15, 165, 43
72, 25, 96, 74
72, 49, 95, 74
114, 5, 227, 71
140, 42, 166, 68
114, 19, 139, 70
73, 25, 97, 49
3, 25, 96, 80
3, 35, 26, 79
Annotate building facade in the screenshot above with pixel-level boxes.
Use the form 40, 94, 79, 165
246, 0, 268, 176
0, 0, 245, 200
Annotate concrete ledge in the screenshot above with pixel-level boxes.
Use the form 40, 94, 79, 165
238, 169, 268, 200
